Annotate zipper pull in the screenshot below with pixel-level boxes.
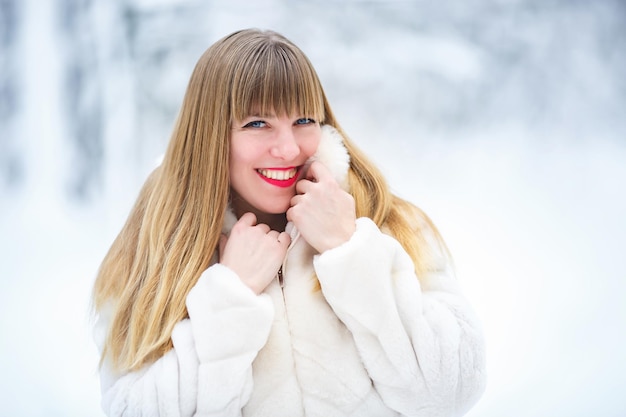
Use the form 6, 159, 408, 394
278, 266, 284, 287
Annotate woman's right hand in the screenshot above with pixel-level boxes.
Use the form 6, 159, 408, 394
219, 212, 291, 294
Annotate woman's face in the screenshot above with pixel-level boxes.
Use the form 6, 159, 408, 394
229, 113, 321, 215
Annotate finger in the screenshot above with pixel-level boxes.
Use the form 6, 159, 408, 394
255, 223, 271, 234
238, 212, 257, 226
286, 204, 302, 226
297, 159, 313, 181
295, 178, 313, 194
266, 230, 280, 241
306, 160, 332, 183
290, 194, 303, 207
278, 231, 291, 248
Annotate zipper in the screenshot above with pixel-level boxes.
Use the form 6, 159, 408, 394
275, 229, 306, 414
276, 225, 300, 289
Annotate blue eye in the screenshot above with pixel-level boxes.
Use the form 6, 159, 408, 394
295, 118, 315, 125
243, 120, 266, 128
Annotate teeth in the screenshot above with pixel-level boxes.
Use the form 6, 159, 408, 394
258, 168, 297, 181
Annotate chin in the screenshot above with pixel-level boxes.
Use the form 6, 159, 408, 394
264, 204, 291, 215
257, 199, 291, 215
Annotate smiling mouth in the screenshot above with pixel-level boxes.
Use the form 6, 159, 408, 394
256, 167, 299, 188
257, 168, 298, 180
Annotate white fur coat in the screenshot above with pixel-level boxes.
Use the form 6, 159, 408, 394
95, 125, 486, 417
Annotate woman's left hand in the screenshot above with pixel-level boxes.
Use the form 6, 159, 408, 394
287, 161, 356, 253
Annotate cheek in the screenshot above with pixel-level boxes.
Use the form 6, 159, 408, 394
228, 150, 242, 180
229, 139, 261, 169
228, 144, 255, 188
303, 133, 322, 158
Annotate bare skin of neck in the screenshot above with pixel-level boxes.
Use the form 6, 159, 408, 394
229, 190, 288, 232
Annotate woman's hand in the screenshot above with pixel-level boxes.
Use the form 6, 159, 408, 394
287, 161, 356, 253
219, 213, 291, 294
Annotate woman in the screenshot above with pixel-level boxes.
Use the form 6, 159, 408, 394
92, 28, 486, 417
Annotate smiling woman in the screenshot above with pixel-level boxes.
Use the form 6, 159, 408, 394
91, 28, 486, 417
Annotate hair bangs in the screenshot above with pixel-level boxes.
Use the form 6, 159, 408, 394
231, 41, 325, 123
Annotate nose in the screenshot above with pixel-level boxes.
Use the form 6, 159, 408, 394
270, 127, 300, 160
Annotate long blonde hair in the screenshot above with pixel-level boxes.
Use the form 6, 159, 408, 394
92, 29, 447, 373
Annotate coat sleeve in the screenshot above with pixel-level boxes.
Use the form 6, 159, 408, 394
313, 217, 486, 417
95, 264, 274, 417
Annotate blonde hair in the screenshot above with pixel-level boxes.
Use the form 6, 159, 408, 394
92, 29, 448, 373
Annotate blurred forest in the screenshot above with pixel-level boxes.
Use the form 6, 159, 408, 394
2, 0, 624, 203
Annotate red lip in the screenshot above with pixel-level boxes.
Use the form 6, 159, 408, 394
256, 167, 300, 188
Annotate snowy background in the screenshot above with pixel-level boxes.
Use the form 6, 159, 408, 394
1, 0, 625, 415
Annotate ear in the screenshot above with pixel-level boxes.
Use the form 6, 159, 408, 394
307, 125, 351, 191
